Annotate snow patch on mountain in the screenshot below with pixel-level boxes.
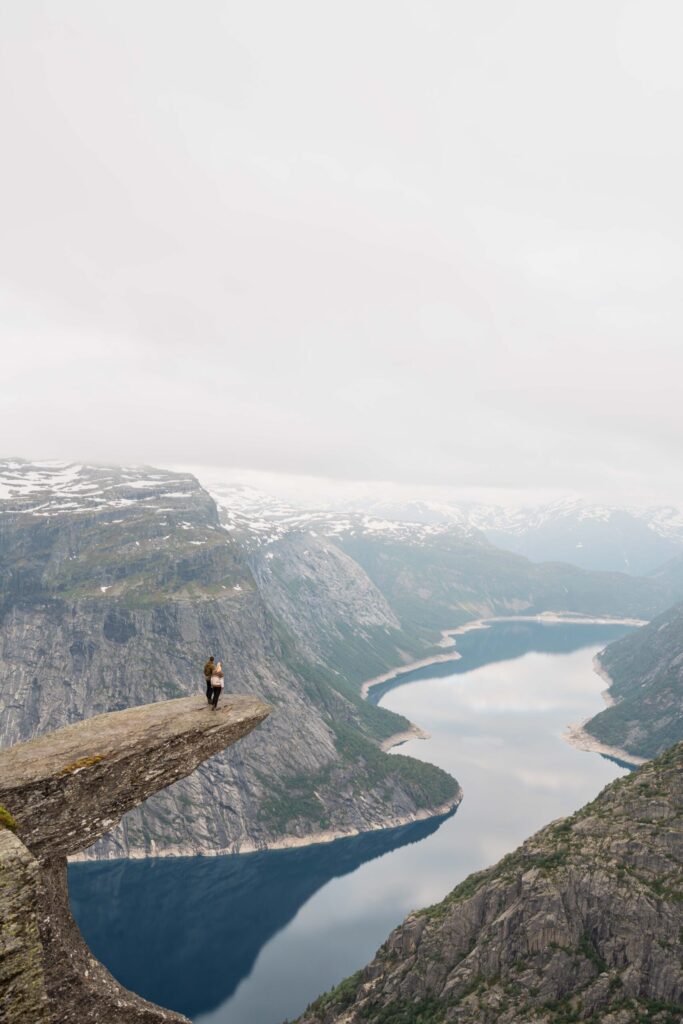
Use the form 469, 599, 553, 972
0, 459, 202, 517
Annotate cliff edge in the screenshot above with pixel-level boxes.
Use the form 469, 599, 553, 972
0, 694, 270, 1024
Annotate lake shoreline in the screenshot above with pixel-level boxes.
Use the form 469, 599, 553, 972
361, 612, 646, 701
70, 793, 462, 863
380, 724, 430, 751
361, 611, 649, 780
72, 614, 644, 863
563, 653, 647, 767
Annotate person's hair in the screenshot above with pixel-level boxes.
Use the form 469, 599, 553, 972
209, 655, 214, 661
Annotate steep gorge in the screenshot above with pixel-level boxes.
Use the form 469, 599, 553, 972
3, 459, 683, 859
300, 743, 683, 1024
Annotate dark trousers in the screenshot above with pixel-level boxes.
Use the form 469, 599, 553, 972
205, 677, 213, 701
211, 685, 222, 707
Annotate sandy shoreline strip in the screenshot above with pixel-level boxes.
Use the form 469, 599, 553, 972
591, 654, 617, 707
360, 648, 462, 699
70, 792, 463, 862
563, 649, 647, 767
562, 720, 647, 767
380, 724, 430, 751
361, 612, 646, 702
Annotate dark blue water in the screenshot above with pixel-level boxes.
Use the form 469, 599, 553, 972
69, 620, 633, 1023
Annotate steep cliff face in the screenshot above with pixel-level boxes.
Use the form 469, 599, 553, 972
247, 530, 433, 688
585, 603, 683, 760
0, 461, 459, 857
0, 695, 270, 1024
3, 459, 680, 859
300, 743, 683, 1024
216, 484, 681, 684
0, 829, 48, 1024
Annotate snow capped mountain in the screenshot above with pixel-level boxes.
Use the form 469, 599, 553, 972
0, 458, 200, 517
202, 483, 476, 551
463, 499, 683, 575
4, 459, 683, 575
200, 480, 683, 575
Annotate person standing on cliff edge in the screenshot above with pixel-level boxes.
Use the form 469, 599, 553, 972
203, 656, 215, 704
210, 661, 225, 709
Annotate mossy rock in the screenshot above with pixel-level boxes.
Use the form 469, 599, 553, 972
60, 754, 105, 775
0, 803, 17, 832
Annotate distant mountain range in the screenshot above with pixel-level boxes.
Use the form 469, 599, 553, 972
347, 497, 683, 576
2, 459, 683, 857
202, 481, 683, 575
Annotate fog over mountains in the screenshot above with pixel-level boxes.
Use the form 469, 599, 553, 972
199, 475, 683, 577
4, 457, 683, 860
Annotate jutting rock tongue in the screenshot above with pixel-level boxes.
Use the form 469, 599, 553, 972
0, 695, 271, 1024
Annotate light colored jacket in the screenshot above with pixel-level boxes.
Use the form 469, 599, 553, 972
211, 663, 224, 688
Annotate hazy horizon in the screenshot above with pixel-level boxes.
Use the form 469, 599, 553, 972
2, 454, 682, 514
2, 2, 683, 506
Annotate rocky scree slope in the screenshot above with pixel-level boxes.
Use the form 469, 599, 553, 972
0, 460, 459, 858
301, 742, 683, 1024
586, 602, 683, 761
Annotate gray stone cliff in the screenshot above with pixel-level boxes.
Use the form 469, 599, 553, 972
300, 743, 683, 1024
0, 694, 270, 1023
0, 461, 460, 858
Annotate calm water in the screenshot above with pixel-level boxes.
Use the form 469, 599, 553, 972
69, 621, 633, 1023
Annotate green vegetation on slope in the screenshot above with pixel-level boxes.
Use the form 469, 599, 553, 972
585, 603, 683, 758
259, 719, 459, 835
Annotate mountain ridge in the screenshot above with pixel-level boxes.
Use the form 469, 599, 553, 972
3, 458, 683, 859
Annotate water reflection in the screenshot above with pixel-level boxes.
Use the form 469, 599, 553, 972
68, 811, 453, 1020
367, 621, 628, 705
69, 621, 635, 1024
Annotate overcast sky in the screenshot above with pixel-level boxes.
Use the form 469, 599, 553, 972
2, 1, 682, 506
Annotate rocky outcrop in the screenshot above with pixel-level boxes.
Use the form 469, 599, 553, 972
0, 695, 270, 1024
300, 742, 683, 1024
0, 829, 48, 1024
0, 461, 460, 858
585, 603, 683, 760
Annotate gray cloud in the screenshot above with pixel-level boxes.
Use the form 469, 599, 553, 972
1, 1, 682, 504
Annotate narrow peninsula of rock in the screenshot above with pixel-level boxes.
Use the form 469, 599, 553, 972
0, 695, 270, 1024
300, 742, 683, 1024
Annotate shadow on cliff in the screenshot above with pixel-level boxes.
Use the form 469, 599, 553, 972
68, 811, 453, 1020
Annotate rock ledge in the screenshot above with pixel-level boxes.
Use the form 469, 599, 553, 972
0, 695, 270, 1023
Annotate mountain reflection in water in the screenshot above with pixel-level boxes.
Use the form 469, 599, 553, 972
69, 620, 633, 1024
68, 812, 452, 1019
367, 620, 627, 705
